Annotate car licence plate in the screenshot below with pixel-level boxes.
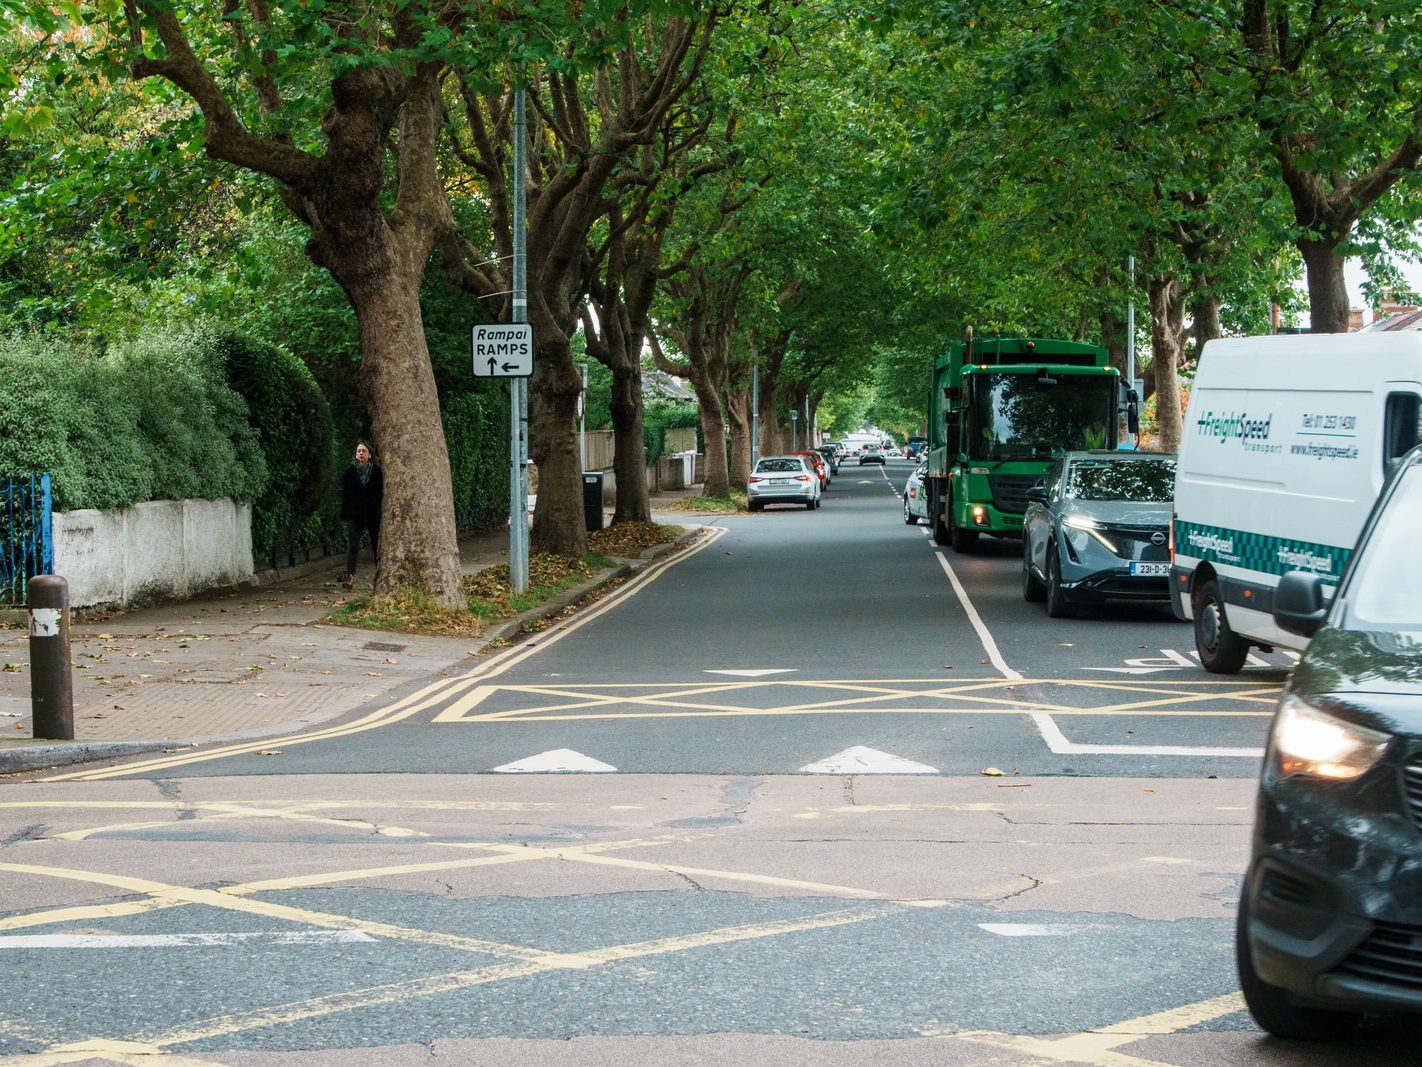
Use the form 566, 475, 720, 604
1130, 562, 1170, 576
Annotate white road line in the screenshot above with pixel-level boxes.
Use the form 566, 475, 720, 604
933, 552, 1023, 681
1031, 714, 1264, 758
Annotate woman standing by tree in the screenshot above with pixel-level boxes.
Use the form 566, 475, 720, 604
340, 441, 383, 591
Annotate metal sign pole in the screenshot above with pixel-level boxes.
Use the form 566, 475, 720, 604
510, 82, 529, 594
1127, 255, 1136, 448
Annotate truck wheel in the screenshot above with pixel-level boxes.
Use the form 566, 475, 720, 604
948, 495, 978, 552
1045, 547, 1075, 618
931, 485, 952, 546
1237, 897, 1360, 1041
1022, 541, 1046, 602
1193, 578, 1250, 674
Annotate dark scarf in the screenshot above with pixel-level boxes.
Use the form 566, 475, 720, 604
355, 460, 373, 486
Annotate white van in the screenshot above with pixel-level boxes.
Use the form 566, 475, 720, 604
1171, 332, 1422, 672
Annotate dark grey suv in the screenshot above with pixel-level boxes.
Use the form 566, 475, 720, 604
1237, 445, 1422, 1040
1021, 451, 1176, 617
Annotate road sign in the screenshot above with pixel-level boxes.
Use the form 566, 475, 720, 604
472, 324, 534, 378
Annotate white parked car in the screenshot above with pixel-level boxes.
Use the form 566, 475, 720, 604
903, 460, 928, 524
747, 456, 821, 511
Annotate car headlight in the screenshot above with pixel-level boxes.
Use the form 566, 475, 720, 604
1271, 693, 1390, 780
1062, 514, 1117, 554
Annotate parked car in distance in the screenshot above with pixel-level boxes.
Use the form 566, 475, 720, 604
903, 460, 928, 525
1022, 451, 1177, 617
859, 446, 886, 465
791, 450, 830, 488
1236, 444, 1422, 1042
815, 444, 841, 475
747, 456, 821, 511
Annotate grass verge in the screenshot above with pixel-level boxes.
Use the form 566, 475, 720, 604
326, 520, 686, 637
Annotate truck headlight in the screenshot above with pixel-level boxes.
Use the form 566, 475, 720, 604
1272, 693, 1390, 780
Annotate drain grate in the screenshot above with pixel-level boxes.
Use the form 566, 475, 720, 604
361, 641, 408, 653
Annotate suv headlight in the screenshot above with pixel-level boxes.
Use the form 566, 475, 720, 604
1271, 693, 1390, 780
1062, 514, 1117, 554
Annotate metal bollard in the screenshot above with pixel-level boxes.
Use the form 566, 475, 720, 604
28, 575, 74, 741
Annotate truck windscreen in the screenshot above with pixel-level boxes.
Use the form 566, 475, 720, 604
968, 372, 1115, 460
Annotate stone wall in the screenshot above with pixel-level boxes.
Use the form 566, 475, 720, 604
54, 499, 253, 608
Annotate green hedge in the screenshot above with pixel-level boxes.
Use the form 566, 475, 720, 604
443, 387, 511, 530
216, 334, 335, 563
0, 327, 266, 511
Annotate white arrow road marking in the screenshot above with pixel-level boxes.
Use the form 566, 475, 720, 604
704, 669, 798, 677
800, 746, 937, 774
0, 932, 378, 948
978, 924, 1081, 937
492, 749, 617, 773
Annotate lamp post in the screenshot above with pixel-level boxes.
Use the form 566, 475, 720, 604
789, 409, 798, 451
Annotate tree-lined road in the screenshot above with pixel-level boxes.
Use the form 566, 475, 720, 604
7, 460, 1418, 1063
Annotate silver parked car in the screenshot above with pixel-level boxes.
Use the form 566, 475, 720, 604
747, 455, 821, 511
903, 460, 928, 525
1022, 451, 1177, 617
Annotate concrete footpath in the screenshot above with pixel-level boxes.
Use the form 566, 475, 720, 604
0, 497, 707, 775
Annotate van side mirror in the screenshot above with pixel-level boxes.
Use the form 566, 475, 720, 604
1273, 570, 1328, 638
1025, 483, 1048, 505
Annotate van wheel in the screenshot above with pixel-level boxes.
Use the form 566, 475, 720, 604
904, 498, 918, 525
1194, 578, 1250, 673
1045, 547, 1075, 618
1237, 897, 1360, 1041
1022, 541, 1046, 602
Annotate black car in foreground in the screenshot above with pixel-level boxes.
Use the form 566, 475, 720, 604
1237, 445, 1422, 1040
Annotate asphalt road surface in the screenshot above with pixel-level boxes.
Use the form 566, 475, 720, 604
4, 458, 1417, 1064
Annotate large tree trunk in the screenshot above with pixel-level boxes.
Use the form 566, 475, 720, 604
1300, 238, 1352, 333
726, 387, 752, 487
528, 323, 588, 558
697, 391, 730, 498
1192, 292, 1222, 352
608, 363, 651, 523
1149, 276, 1187, 453
351, 275, 462, 602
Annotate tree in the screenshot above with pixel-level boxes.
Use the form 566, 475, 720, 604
441, 12, 723, 556
84, 3, 484, 605
1240, 0, 1422, 331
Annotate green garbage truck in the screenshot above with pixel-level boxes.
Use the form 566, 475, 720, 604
924, 332, 1136, 551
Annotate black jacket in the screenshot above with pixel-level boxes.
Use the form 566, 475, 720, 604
340, 463, 383, 524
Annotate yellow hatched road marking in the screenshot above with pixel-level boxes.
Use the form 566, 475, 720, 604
953, 992, 1246, 1065
433, 677, 1281, 723
42, 525, 729, 782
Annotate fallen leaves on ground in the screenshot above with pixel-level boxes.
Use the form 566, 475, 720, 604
588, 521, 681, 557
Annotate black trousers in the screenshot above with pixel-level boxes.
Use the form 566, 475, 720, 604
346, 519, 380, 575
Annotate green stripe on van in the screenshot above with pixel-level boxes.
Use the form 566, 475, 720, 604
1173, 520, 1351, 585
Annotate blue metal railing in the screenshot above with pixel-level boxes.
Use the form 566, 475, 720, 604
1, 474, 53, 606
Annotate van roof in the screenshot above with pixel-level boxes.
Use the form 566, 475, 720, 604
1200, 332, 1422, 388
